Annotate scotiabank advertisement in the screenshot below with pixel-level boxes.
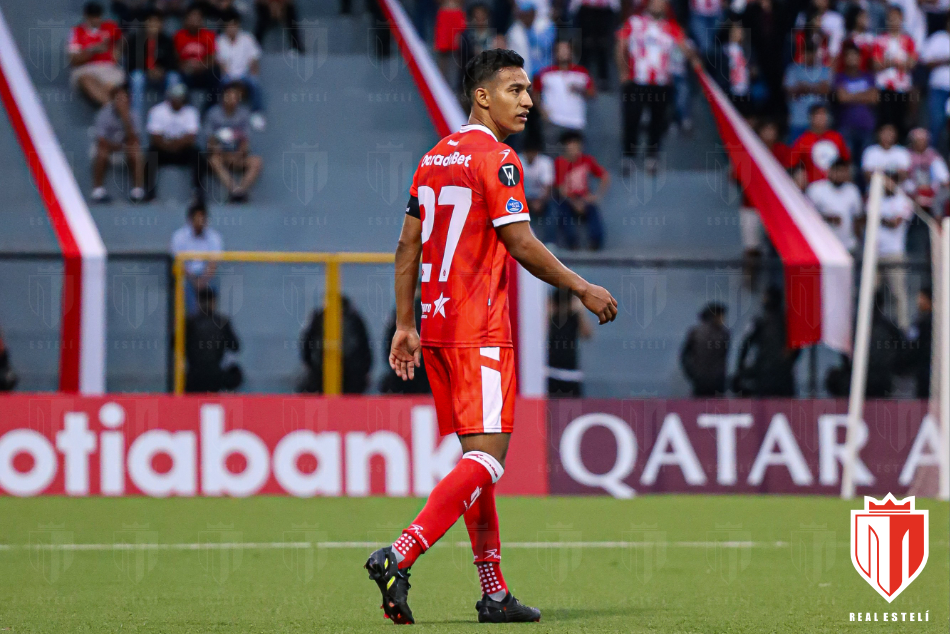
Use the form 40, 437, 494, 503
0, 396, 939, 497
0, 396, 548, 497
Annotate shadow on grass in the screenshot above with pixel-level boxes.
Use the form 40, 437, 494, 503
543, 606, 650, 622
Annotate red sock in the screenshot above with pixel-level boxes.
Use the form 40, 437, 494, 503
464, 482, 508, 598
392, 451, 503, 570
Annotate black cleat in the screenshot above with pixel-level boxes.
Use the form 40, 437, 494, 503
475, 592, 541, 623
365, 546, 414, 624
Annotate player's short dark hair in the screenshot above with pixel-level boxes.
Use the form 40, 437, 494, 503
143, 7, 163, 20
808, 102, 828, 116
187, 201, 207, 218
221, 8, 241, 23
185, 2, 205, 16
83, 1, 104, 17
830, 156, 850, 169
462, 48, 525, 108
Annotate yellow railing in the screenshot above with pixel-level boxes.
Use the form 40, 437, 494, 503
172, 251, 395, 395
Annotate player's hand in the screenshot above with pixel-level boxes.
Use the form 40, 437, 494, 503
389, 327, 421, 381
578, 284, 618, 325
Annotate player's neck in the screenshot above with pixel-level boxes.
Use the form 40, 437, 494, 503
467, 114, 507, 143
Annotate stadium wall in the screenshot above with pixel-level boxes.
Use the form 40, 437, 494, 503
0, 395, 939, 498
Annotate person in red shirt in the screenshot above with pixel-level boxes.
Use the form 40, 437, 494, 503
758, 119, 792, 168
872, 4, 918, 136
365, 49, 616, 625
790, 103, 851, 182
553, 130, 610, 250
433, 0, 466, 82
174, 4, 218, 98
68, 2, 124, 106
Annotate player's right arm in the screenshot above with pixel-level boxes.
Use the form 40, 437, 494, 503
390, 209, 422, 381
496, 221, 618, 324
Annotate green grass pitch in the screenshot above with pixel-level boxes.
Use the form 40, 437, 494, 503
0, 496, 946, 633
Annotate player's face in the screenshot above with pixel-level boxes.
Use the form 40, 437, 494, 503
487, 68, 533, 136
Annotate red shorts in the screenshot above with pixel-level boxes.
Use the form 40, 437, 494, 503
422, 346, 516, 437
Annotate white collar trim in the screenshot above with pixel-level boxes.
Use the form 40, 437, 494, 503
459, 123, 498, 142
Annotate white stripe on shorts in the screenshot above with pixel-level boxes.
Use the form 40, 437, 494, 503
479, 347, 502, 433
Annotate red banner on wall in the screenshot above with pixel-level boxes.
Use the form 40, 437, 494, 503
547, 399, 940, 496
0, 395, 548, 497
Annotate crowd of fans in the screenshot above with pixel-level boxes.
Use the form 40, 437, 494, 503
70, 1, 297, 204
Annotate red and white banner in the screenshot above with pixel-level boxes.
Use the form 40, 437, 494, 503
695, 72, 853, 352
0, 395, 548, 497
0, 8, 106, 392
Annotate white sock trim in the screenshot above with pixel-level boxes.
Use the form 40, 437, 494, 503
462, 451, 504, 484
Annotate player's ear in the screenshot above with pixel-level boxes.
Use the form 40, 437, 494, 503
473, 85, 491, 110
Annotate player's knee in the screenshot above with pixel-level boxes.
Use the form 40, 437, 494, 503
462, 450, 505, 483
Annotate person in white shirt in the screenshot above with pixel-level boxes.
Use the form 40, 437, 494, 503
873, 174, 914, 329
144, 83, 202, 201
921, 16, 949, 146
534, 40, 596, 150
519, 139, 555, 240
861, 123, 911, 186
170, 201, 223, 314
805, 158, 862, 252
216, 9, 266, 131
904, 127, 950, 211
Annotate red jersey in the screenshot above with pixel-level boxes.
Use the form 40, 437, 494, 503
409, 124, 530, 348
554, 154, 606, 197
790, 130, 850, 182
174, 28, 216, 62
68, 21, 120, 64
618, 15, 681, 85
872, 33, 917, 92
433, 8, 466, 53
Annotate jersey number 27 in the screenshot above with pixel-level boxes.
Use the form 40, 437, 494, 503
418, 185, 472, 283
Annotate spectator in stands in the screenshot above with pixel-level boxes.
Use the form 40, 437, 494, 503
553, 130, 609, 250
874, 172, 914, 329
254, 0, 304, 53
125, 9, 180, 131
835, 43, 878, 186
793, 0, 845, 61
111, 0, 151, 28
733, 286, 799, 397
456, 3, 497, 92
862, 123, 911, 186
680, 302, 729, 397
185, 287, 243, 393
670, 40, 694, 134
0, 326, 18, 392
806, 157, 862, 252
905, 127, 950, 212
217, 10, 266, 131
724, 22, 752, 118
379, 292, 430, 394
842, 5, 875, 70
298, 296, 373, 394
434, 0, 467, 84
535, 40, 596, 151
921, 15, 949, 148
203, 81, 263, 203
784, 40, 832, 142
688, 0, 722, 63
520, 137, 555, 238
866, 290, 907, 397
616, 0, 692, 174
573, 0, 618, 89
739, 0, 788, 119
506, 0, 556, 80
144, 83, 202, 201
155, 0, 189, 16
91, 84, 146, 203
790, 103, 850, 183
203, 0, 243, 25
69, 2, 125, 107
547, 286, 593, 397
758, 119, 791, 167
906, 286, 933, 398
872, 4, 918, 136
174, 3, 218, 105
171, 201, 223, 315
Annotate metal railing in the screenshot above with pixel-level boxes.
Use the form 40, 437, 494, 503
172, 251, 394, 395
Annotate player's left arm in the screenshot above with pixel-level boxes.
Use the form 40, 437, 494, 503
390, 211, 423, 381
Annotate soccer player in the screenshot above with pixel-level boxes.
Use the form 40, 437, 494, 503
365, 49, 618, 625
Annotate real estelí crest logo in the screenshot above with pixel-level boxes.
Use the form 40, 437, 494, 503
850, 494, 929, 603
